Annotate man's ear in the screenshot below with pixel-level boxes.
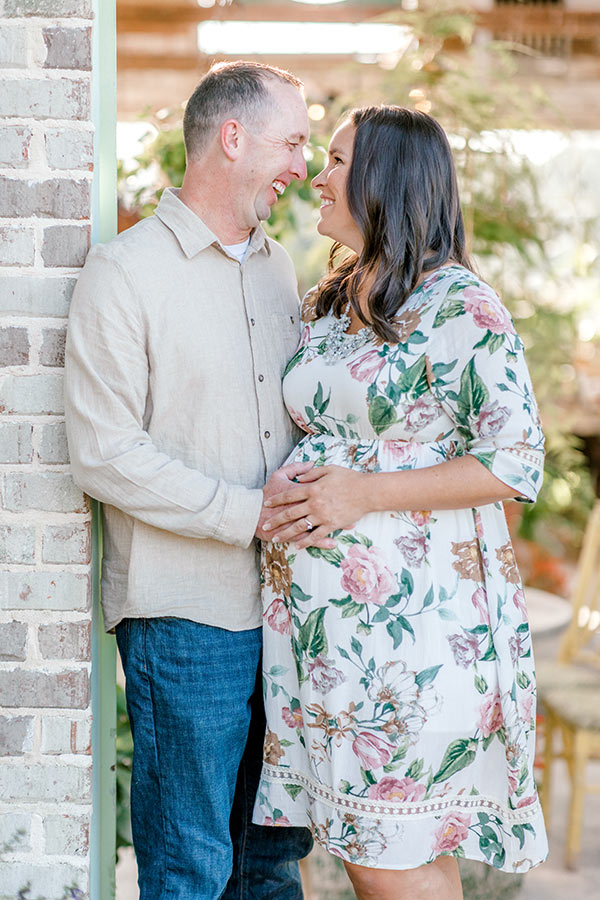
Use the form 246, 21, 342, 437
220, 119, 243, 161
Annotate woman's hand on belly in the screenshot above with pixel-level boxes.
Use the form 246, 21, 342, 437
262, 465, 371, 549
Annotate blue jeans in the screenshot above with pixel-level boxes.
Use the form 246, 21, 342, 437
116, 617, 313, 900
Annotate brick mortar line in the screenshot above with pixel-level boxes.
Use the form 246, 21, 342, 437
0, 658, 91, 669
0, 515, 90, 523
0, 266, 83, 275
33, 218, 42, 268
0, 170, 93, 181
0, 69, 91, 82
0, 365, 66, 375
0, 470, 74, 478
0, 119, 94, 131
0, 463, 73, 472
0, 412, 68, 421
0, 853, 89, 868
0, 509, 92, 512
0, 364, 68, 373
0, 561, 90, 570
3, 17, 94, 26
0, 316, 68, 325
28, 317, 42, 368
0, 610, 91, 622
0, 761, 94, 773
0, 707, 91, 718
0, 216, 91, 225
0, 511, 90, 521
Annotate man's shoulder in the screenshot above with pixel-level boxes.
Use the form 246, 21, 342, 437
264, 235, 293, 265
88, 214, 165, 269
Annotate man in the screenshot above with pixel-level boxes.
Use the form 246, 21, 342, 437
65, 62, 316, 900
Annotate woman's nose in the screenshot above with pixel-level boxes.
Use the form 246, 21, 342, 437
311, 167, 327, 190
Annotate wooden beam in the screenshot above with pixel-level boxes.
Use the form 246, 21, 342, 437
479, 10, 600, 41
117, 4, 396, 32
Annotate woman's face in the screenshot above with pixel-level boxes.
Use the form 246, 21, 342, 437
311, 121, 363, 254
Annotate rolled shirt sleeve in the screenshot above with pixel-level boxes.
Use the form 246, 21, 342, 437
65, 246, 263, 548
427, 278, 544, 502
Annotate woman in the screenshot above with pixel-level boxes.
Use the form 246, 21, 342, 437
253, 106, 548, 899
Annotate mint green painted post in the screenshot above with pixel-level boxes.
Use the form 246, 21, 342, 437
90, 1, 118, 898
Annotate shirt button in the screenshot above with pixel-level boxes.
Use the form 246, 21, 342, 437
258, 374, 264, 382
250, 318, 255, 326
264, 430, 271, 439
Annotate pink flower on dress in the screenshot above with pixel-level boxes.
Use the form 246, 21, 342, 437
352, 732, 395, 770
471, 587, 490, 625
282, 706, 304, 729
478, 691, 504, 739
509, 633, 526, 664
520, 687, 534, 724
477, 401, 511, 437
404, 395, 440, 432
348, 349, 385, 382
367, 776, 426, 803
394, 533, 428, 566
512, 588, 527, 620
409, 510, 432, 527
263, 815, 292, 826
340, 543, 396, 606
387, 441, 418, 467
447, 632, 480, 668
463, 286, 515, 335
264, 598, 291, 634
432, 813, 471, 854
287, 406, 311, 432
307, 655, 346, 695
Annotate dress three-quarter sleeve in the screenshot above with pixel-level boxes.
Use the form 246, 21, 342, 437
426, 277, 545, 502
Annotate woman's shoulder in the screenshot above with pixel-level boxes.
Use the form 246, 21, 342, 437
423, 265, 514, 336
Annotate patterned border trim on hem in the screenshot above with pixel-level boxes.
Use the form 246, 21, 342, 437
261, 764, 541, 824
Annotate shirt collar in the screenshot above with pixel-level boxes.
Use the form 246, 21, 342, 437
154, 187, 271, 259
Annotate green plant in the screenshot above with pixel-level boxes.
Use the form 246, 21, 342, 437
116, 684, 133, 851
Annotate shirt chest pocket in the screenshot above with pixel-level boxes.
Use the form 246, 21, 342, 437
268, 311, 301, 376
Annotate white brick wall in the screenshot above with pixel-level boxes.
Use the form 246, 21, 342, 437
0, 2, 95, 897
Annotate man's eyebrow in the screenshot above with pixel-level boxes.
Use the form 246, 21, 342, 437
288, 132, 308, 143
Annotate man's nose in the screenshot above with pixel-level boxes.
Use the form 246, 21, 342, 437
292, 148, 308, 182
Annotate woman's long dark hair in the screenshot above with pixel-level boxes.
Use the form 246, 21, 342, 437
315, 105, 473, 343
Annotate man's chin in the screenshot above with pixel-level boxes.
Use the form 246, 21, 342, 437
255, 203, 273, 223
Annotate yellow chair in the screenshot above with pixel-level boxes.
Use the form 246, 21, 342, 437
536, 500, 600, 869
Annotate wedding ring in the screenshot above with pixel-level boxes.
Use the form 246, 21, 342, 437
305, 518, 315, 532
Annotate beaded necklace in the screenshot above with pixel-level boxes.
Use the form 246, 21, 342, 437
322, 299, 375, 365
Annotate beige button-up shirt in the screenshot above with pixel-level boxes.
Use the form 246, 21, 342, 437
65, 188, 301, 632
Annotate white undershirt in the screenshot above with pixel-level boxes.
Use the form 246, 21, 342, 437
221, 237, 250, 263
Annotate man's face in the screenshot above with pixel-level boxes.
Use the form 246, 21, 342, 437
236, 81, 310, 230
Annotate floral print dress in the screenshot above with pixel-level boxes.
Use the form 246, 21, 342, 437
253, 265, 548, 873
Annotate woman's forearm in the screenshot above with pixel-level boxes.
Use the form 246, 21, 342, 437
363, 455, 522, 514
264, 454, 522, 547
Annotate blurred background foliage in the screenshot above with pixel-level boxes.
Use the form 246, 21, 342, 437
118, 0, 596, 572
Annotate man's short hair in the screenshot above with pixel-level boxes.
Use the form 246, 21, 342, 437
183, 61, 303, 159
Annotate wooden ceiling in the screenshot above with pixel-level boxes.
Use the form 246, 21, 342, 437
116, 0, 600, 126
